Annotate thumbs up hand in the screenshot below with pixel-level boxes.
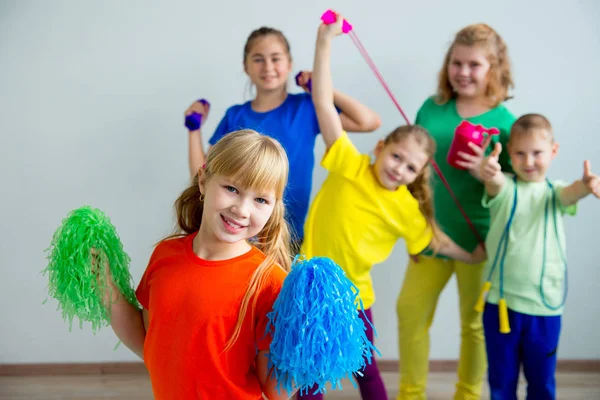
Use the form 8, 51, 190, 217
582, 160, 600, 198
479, 142, 503, 182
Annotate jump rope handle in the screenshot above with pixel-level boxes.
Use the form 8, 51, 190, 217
498, 298, 511, 333
321, 9, 353, 33
474, 281, 491, 313
295, 11, 353, 93
184, 99, 210, 131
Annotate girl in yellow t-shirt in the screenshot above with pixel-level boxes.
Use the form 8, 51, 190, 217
297, 12, 487, 400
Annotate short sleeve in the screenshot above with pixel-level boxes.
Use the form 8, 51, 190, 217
298, 93, 321, 137
321, 132, 368, 179
482, 173, 513, 209
553, 182, 578, 216
255, 265, 287, 351
414, 98, 429, 126
135, 243, 168, 310
208, 109, 231, 146
405, 216, 433, 255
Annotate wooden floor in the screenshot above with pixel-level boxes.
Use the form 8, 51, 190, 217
1, 372, 599, 399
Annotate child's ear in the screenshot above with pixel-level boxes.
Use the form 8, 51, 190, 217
197, 167, 206, 194
374, 140, 385, 157
551, 142, 559, 158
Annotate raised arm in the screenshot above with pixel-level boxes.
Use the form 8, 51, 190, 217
560, 160, 600, 206
312, 14, 346, 150
185, 100, 210, 179
335, 89, 381, 133
479, 142, 506, 198
296, 71, 380, 133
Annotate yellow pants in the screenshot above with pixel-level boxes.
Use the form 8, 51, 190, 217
396, 256, 486, 400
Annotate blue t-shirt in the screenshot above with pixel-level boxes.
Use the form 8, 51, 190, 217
209, 93, 321, 241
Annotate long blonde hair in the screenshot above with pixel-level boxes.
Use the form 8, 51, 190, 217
383, 125, 443, 252
165, 129, 292, 350
437, 23, 514, 108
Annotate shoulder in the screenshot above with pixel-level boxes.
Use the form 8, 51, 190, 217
152, 234, 190, 258
490, 103, 517, 127
280, 92, 314, 113
148, 235, 190, 265
418, 95, 438, 111
286, 92, 312, 105
223, 102, 249, 118
416, 95, 450, 117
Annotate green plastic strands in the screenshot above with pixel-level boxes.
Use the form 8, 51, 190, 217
42, 206, 140, 333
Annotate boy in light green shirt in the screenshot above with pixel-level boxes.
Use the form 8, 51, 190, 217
477, 113, 600, 400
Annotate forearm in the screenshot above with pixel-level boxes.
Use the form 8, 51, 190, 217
483, 172, 505, 198
435, 232, 473, 264
105, 287, 146, 359
188, 130, 206, 179
312, 35, 343, 149
559, 179, 590, 206
333, 89, 381, 133
257, 350, 297, 399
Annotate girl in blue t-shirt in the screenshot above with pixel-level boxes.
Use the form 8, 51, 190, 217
184, 26, 381, 248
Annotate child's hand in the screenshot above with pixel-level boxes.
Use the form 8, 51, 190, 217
456, 136, 492, 178
470, 244, 487, 264
318, 10, 345, 39
184, 100, 210, 131
91, 248, 120, 308
582, 160, 600, 198
479, 142, 502, 182
297, 71, 312, 93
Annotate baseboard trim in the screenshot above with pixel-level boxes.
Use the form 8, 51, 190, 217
377, 359, 600, 373
0, 362, 148, 376
1, 359, 598, 376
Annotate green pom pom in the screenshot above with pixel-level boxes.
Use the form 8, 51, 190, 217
42, 205, 140, 333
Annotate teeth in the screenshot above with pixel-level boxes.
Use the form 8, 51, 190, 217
224, 217, 241, 229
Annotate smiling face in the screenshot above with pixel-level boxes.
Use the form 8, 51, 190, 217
199, 174, 277, 244
447, 44, 491, 100
244, 34, 292, 93
373, 136, 429, 190
508, 130, 558, 182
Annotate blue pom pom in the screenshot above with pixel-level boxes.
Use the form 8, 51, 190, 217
265, 255, 380, 396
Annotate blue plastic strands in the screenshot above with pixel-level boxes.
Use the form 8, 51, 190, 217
265, 256, 380, 396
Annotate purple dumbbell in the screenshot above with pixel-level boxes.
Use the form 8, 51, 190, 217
185, 99, 210, 131
295, 71, 312, 93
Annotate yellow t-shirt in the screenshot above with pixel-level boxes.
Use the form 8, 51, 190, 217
301, 133, 433, 309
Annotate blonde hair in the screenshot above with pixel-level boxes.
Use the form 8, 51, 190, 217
437, 23, 514, 108
508, 113, 554, 145
165, 129, 292, 351
382, 125, 443, 252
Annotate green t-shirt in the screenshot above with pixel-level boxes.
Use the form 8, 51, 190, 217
482, 174, 576, 316
415, 96, 516, 254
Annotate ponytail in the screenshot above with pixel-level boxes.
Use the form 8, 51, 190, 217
407, 166, 445, 253
161, 173, 205, 242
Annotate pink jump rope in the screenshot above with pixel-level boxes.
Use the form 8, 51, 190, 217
313, 9, 492, 248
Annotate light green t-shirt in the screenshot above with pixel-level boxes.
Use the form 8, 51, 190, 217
416, 96, 516, 254
482, 173, 577, 316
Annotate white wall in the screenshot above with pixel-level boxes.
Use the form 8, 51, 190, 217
1, 0, 599, 364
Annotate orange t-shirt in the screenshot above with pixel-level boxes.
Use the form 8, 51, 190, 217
136, 232, 287, 400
